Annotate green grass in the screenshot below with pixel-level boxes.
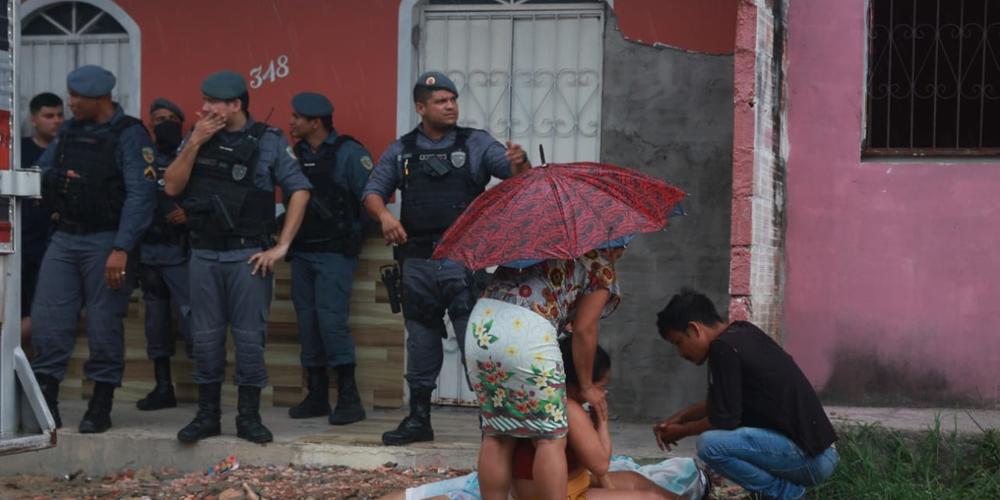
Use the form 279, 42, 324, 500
809, 419, 1000, 499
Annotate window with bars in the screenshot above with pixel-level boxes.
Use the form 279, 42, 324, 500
865, 0, 1000, 156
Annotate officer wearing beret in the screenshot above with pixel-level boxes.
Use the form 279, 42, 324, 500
164, 70, 312, 444
134, 97, 191, 411
363, 71, 530, 445
285, 92, 372, 425
31, 64, 157, 433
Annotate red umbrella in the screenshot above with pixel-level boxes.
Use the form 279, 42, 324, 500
431, 162, 685, 270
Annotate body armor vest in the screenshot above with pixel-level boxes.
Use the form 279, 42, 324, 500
399, 127, 482, 251
183, 122, 276, 250
293, 135, 363, 256
50, 115, 141, 233
142, 152, 187, 246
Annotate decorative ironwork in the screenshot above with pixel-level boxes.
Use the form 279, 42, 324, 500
865, 0, 1000, 154
23, 2, 125, 36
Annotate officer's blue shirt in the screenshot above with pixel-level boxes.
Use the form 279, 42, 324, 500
362, 126, 513, 202
182, 114, 312, 262
36, 104, 156, 252
140, 150, 188, 266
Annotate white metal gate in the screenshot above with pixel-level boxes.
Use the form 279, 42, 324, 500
18, 1, 137, 135
418, 1, 605, 404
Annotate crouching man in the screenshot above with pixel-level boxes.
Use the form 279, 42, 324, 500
653, 289, 839, 500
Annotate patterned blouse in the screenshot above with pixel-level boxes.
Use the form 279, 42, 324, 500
483, 250, 622, 329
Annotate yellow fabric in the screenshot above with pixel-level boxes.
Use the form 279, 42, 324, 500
566, 470, 591, 500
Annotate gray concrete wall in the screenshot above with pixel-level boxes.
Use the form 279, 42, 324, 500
599, 15, 734, 421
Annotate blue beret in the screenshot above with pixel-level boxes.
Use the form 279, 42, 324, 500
292, 92, 334, 117
67, 65, 116, 97
201, 70, 247, 100
149, 97, 185, 122
414, 71, 458, 97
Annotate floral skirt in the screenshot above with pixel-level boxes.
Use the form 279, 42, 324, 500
465, 298, 567, 439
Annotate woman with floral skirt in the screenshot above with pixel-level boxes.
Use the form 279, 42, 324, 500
465, 238, 629, 500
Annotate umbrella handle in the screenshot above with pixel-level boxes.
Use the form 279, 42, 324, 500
539, 144, 547, 165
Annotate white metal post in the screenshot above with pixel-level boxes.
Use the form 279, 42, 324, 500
0, 0, 56, 455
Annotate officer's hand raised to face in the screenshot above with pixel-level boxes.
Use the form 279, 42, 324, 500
379, 212, 408, 245
188, 111, 227, 147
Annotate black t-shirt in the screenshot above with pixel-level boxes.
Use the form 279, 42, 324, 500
706, 321, 837, 457
20, 137, 52, 264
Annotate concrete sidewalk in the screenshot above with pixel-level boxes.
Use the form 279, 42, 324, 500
1, 402, 997, 477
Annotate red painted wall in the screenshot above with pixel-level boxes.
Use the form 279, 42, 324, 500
784, 0, 1000, 404
615, 0, 737, 54
116, 0, 399, 157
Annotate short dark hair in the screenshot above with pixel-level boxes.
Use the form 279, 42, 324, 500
30, 92, 63, 114
227, 92, 250, 114
413, 86, 433, 104
656, 288, 724, 338
318, 115, 333, 131
559, 337, 611, 387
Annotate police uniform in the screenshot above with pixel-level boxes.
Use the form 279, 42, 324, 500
362, 72, 517, 445
175, 71, 311, 445
31, 65, 157, 433
135, 97, 191, 411
285, 92, 372, 425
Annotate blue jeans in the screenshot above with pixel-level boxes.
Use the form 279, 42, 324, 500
697, 427, 839, 500
290, 252, 358, 368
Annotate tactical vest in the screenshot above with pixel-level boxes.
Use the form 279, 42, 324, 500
142, 152, 187, 246
51, 115, 142, 233
293, 135, 363, 255
183, 122, 276, 250
399, 126, 482, 256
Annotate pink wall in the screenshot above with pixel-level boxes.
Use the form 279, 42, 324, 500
784, 0, 1000, 403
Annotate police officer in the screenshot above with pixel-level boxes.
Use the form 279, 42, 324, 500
285, 92, 372, 425
362, 71, 530, 445
163, 71, 311, 444
135, 98, 191, 411
31, 65, 156, 433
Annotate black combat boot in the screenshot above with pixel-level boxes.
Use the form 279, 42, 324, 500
235, 386, 273, 443
328, 364, 366, 425
35, 373, 62, 429
177, 383, 222, 443
78, 382, 115, 433
136, 357, 177, 411
381, 387, 434, 445
287, 367, 330, 419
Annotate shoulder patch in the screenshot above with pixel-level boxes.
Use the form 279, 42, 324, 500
286, 145, 297, 160
143, 165, 157, 182
360, 155, 374, 171
141, 147, 155, 164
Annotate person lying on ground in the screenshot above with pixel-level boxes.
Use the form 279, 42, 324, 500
653, 288, 839, 500
381, 338, 693, 500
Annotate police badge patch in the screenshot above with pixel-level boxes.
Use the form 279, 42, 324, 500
450, 150, 467, 168
142, 147, 155, 164
232, 164, 248, 181
360, 156, 374, 171
143, 165, 157, 182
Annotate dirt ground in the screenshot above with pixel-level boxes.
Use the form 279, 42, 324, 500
0, 460, 751, 499
0, 462, 468, 500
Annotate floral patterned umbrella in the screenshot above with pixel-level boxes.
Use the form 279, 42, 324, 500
432, 162, 685, 270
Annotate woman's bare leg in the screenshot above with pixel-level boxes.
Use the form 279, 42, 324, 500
479, 435, 516, 500
532, 436, 569, 499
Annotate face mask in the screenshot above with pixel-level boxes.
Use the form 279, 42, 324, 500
153, 121, 183, 153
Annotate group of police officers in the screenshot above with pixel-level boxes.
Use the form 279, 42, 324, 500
24, 64, 529, 445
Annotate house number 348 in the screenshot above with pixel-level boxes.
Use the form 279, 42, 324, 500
249, 55, 290, 89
